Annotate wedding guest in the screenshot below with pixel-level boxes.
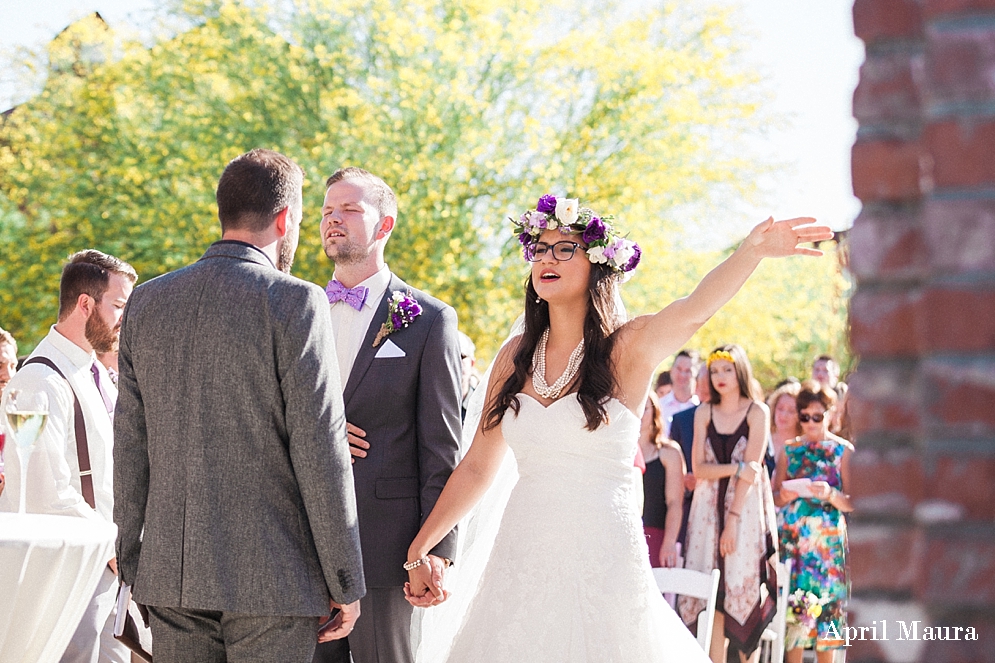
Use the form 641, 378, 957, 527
458, 331, 480, 422
831, 382, 851, 440
115, 149, 364, 661
767, 381, 801, 463
96, 349, 118, 385
0, 250, 136, 663
670, 368, 711, 546
315, 167, 462, 663
0, 326, 9, 497
681, 344, 779, 663
654, 371, 672, 400
660, 349, 700, 436
772, 380, 854, 663
639, 396, 686, 567
812, 354, 846, 394
0, 326, 16, 393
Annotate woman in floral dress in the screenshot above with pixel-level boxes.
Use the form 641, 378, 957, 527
772, 380, 854, 663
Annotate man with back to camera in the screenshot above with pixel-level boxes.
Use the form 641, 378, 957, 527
314, 167, 462, 663
113, 149, 365, 662
0, 250, 136, 663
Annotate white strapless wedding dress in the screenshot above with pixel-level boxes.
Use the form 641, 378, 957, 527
443, 395, 710, 663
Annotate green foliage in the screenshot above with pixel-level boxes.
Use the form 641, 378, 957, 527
0, 1, 846, 378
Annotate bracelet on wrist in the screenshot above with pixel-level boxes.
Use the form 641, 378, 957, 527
403, 556, 430, 571
734, 461, 744, 479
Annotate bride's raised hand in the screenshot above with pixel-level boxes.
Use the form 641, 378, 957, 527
744, 216, 834, 259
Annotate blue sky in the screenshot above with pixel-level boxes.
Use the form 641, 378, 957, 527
0, 0, 864, 235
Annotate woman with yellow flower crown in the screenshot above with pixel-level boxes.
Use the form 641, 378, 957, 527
403, 194, 832, 663
680, 344, 780, 663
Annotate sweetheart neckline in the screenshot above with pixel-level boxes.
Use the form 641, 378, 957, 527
516, 392, 641, 422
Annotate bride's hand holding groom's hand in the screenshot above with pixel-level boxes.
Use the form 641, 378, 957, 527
404, 554, 450, 608
317, 598, 361, 642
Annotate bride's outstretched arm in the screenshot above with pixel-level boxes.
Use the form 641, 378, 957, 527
406, 341, 517, 601
623, 217, 832, 374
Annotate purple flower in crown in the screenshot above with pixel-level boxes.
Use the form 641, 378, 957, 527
582, 216, 608, 244
623, 243, 642, 272
374, 290, 422, 347
603, 242, 617, 261
536, 194, 557, 214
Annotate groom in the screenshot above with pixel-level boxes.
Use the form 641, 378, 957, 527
313, 167, 462, 663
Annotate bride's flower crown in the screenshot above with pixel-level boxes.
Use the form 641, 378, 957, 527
512, 194, 641, 276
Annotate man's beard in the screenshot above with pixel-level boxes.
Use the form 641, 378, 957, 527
323, 237, 368, 266
277, 222, 300, 274
86, 308, 119, 354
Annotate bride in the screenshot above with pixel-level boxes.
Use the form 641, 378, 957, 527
404, 195, 831, 662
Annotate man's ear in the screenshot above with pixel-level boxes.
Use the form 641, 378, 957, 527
76, 293, 95, 318
274, 206, 291, 237
377, 215, 395, 239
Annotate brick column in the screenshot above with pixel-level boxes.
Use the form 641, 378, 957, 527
848, 0, 995, 661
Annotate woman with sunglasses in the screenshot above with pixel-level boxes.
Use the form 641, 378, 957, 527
772, 380, 854, 663
680, 344, 779, 663
404, 194, 830, 663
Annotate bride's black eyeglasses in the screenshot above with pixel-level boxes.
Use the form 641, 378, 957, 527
798, 413, 826, 423
525, 241, 580, 262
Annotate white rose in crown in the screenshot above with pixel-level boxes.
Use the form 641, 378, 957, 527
613, 239, 635, 268
586, 244, 609, 264
555, 198, 579, 225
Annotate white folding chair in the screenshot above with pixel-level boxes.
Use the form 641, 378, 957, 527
653, 567, 721, 652
759, 559, 792, 663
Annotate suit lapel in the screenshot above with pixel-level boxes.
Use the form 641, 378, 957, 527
342, 274, 405, 408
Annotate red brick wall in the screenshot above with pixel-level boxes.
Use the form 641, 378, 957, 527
849, 1, 995, 661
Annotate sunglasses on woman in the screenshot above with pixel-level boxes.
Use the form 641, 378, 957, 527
798, 413, 826, 423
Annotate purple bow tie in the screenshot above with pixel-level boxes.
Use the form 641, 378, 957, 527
326, 280, 369, 311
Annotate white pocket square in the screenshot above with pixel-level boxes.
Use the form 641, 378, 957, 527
375, 339, 406, 358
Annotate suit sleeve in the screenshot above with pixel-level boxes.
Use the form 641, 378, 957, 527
114, 297, 150, 586
279, 286, 366, 604
416, 305, 463, 562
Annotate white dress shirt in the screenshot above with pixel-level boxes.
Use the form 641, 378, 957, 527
328, 264, 392, 387
0, 327, 116, 522
659, 391, 699, 439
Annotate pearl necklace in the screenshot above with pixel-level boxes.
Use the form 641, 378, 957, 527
532, 328, 585, 400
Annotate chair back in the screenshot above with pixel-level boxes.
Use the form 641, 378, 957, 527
759, 558, 792, 663
653, 567, 721, 652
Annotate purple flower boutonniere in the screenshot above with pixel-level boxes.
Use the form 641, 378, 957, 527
373, 290, 422, 347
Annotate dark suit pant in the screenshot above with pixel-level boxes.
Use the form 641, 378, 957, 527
312, 587, 414, 663
148, 606, 318, 663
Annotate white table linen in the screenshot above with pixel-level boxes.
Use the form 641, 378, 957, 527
0, 513, 117, 662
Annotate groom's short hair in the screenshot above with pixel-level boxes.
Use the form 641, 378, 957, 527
217, 149, 304, 233
325, 167, 398, 221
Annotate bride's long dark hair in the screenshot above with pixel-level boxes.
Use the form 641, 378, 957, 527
483, 262, 625, 432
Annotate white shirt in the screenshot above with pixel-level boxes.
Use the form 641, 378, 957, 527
328, 264, 392, 387
659, 391, 699, 439
0, 327, 116, 522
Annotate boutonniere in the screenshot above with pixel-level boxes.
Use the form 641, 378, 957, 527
373, 290, 423, 347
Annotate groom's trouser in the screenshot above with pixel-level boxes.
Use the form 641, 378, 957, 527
312, 587, 414, 663
147, 605, 317, 663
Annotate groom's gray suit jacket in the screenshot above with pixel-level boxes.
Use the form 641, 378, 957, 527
114, 241, 365, 614
344, 273, 461, 588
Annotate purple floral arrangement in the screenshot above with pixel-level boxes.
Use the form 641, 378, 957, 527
373, 290, 422, 347
511, 193, 641, 276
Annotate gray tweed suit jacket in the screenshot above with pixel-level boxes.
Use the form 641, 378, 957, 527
343, 274, 461, 588
114, 241, 365, 615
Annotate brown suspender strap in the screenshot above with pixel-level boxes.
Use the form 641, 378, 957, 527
22, 356, 96, 510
